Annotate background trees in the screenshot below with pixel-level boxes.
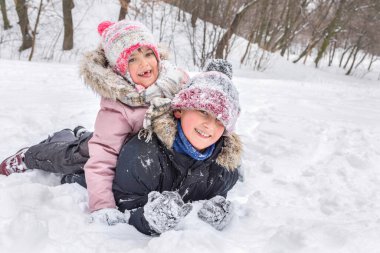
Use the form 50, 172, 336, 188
0, 0, 378, 77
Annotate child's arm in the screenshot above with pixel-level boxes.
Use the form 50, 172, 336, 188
197, 164, 240, 231
113, 134, 193, 235
84, 98, 143, 214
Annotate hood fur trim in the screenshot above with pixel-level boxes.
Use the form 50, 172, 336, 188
152, 113, 242, 171
79, 46, 136, 100
79, 45, 169, 100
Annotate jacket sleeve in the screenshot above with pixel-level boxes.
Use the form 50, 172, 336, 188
84, 98, 137, 212
112, 135, 162, 235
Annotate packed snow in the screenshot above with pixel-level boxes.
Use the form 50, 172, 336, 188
1, 0, 380, 252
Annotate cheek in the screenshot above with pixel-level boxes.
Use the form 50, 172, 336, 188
127, 65, 138, 78
214, 125, 225, 139
151, 61, 159, 73
180, 119, 195, 140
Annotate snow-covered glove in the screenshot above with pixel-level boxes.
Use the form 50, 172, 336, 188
144, 191, 192, 234
89, 208, 130, 226
197, 196, 234, 231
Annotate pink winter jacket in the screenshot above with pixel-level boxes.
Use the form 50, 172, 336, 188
79, 47, 188, 212
85, 98, 147, 211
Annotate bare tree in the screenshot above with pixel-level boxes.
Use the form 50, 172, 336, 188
314, 0, 348, 67
118, 0, 130, 21
14, 0, 33, 51
215, 0, 258, 59
0, 0, 12, 29
62, 0, 74, 50
28, 0, 43, 61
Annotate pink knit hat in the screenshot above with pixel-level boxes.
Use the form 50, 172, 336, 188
98, 20, 160, 79
171, 59, 240, 133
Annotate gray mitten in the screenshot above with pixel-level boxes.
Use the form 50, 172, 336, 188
144, 191, 193, 234
197, 196, 233, 230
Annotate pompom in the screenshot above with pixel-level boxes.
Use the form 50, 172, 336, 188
204, 59, 233, 79
98, 21, 114, 36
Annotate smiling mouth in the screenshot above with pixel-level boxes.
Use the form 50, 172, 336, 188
138, 70, 152, 77
195, 128, 211, 138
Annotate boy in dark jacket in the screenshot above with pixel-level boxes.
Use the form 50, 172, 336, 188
112, 59, 243, 235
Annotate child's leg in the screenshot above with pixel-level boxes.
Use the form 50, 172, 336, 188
23, 128, 92, 175
61, 171, 87, 188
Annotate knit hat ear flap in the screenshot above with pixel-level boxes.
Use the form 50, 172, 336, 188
98, 21, 114, 36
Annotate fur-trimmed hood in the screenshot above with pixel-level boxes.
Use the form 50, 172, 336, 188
150, 112, 242, 171
79, 46, 138, 100
79, 46, 169, 101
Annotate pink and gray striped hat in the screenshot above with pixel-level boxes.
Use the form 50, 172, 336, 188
97, 20, 160, 79
171, 59, 240, 133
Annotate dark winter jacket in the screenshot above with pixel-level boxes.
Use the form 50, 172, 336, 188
112, 112, 242, 235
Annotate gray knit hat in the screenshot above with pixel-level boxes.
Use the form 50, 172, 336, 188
171, 59, 240, 133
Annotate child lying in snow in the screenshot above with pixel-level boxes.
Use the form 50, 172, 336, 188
1, 52, 242, 234
0, 19, 188, 225
109, 59, 243, 235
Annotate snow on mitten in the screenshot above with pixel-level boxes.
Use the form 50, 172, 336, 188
144, 191, 192, 234
89, 208, 129, 226
197, 196, 233, 230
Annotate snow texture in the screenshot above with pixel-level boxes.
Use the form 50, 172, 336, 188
143, 191, 192, 234
1, 51, 380, 253
197, 196, 233, 230
1, 0, 380, 252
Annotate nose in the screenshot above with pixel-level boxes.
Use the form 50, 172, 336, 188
139, 57, 148, 66
203, 115, 217, 129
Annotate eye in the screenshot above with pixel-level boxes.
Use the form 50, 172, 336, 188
200, 110, 208, 116
128, 57, 136, 63
216, 119, 224, 127
145, 51, 155, 57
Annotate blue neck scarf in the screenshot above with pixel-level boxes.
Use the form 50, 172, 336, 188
173, 121, 215, 161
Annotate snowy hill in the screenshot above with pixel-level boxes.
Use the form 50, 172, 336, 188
1, 0, 380, 252
1, 55, 380, 252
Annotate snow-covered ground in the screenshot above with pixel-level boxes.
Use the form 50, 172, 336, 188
1, 54, 380, 252
1, 0, 380, 252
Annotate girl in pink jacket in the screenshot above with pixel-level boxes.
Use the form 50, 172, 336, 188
0, 20, 188, 225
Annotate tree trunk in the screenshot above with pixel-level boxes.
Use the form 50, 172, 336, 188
28, 0, 43, 61
345, 36, 362, 75
339, 44, 352, 68
354, 52, 367, 69
190, 4, 199, 28
118, 0, 130, 21
0, 0, 12, 29
240, 31, 255, 64
293, 38, 320, 63
14, 0, 33, 51
343, 46, 356, 69
314, 0, 346, 67
345, 45, 360, 75
215, 0, 258, 59
328, 40, 337, 66
62, 0, 74, 50
367, 55, 377, 71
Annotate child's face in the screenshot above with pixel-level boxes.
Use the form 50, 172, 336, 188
174, 109, 225, 151
128, 46, 159, 88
